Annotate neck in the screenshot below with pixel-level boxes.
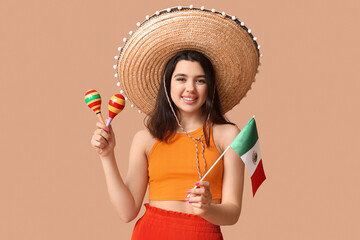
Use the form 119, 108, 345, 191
176, 111, 204, 133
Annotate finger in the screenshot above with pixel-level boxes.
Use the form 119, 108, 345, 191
188, 195, 205, 203
188, 188, 206, 195
96, 121, 106, 129
195, 181, 210, 190
95, 129, 111, 142
188, 202, 203, 208
100, 129, 111, 141
94, 135, 108, 147
108, 124, 114, 132
95, 133, 106, 142
96, 122, 110, 132
193, 191, 212, 201
93, 140, 105, 149
108, 125, 115, 137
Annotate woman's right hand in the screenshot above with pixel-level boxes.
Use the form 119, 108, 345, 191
91, 122, 116, 157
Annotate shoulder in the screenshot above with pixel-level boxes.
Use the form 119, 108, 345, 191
212, 123, 240, 151
133, 128, 154, 140
132, 128, 157, 157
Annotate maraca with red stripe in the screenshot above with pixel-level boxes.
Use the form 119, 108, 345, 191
84, 89, 105, 125
106, 94, 126, 127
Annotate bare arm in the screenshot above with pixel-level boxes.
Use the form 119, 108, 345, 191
100, 152, 137, 222
200, 144, 245, 225
92, 123, 150, 222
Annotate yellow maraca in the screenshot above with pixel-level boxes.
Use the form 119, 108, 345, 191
106, 94, 126, 127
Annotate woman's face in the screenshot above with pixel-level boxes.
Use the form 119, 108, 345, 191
170, 60, 208, 116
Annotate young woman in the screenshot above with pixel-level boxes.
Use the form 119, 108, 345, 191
90, 6, 261, 240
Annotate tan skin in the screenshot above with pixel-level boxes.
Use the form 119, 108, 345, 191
91, 60, 244, 224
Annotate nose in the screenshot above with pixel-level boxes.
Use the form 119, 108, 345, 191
185, 80, 195, 92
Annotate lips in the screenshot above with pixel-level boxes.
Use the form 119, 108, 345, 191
182, 96, 198, 104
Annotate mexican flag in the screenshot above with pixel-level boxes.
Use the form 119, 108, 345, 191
187, 116, 266, 198
230, 116, 266, 196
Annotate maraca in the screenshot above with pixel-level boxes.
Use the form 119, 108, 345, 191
106, 94, 126, 127
84, 89, 105, 125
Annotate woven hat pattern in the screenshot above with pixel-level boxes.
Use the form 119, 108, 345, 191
116, 7, 261, 115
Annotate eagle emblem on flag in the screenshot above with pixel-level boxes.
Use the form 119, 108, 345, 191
252, 151, 258, 164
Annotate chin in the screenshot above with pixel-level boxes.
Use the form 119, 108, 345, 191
178, 106, 203, 115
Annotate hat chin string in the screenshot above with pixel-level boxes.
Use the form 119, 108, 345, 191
162, 73, 208, 178
162, 73, 182, 129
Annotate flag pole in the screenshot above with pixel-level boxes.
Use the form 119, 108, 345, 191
186, 115, 256, 198
186, 145, 231, 198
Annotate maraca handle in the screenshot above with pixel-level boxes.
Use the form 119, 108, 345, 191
106, 117, 113, 127
97, 113, 105, 125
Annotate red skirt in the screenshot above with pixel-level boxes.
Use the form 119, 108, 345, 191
131, 203, 223, 240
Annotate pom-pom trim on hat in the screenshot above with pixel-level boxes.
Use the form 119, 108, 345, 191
113, 6, 262, 115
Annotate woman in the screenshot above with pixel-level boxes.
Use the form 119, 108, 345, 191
91, 6, 261, 239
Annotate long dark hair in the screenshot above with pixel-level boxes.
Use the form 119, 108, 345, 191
145, 50, 234, 146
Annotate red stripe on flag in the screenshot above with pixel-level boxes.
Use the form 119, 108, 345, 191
250, 159, 266, 197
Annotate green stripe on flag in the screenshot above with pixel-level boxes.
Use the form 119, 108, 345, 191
230, 117, 259, 156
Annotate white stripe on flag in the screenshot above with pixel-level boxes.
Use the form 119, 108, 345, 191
240, 139, 262, 176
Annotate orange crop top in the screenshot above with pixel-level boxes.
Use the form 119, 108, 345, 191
148, 126, 223, 200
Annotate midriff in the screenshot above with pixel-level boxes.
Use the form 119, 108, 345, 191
149, 199, 221, 214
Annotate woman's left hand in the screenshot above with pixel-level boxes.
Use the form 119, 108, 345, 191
185, 181, 212, 216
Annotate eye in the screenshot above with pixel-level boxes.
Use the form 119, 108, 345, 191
176, 78, 185, 82
196, 79, 206, 84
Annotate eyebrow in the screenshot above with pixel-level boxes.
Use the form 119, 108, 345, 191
174, 73, 206, 78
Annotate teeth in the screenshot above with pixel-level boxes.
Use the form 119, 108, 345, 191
183, 97, 196, 100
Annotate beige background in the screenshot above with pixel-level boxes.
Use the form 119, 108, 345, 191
1, 0, 359, 239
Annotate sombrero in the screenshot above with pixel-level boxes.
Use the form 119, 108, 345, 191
113, 5, 262, 115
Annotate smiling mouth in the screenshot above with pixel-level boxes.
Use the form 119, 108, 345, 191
183, 97, 197, 100
182, 96, 198, 104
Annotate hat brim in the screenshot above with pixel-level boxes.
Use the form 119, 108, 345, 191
117, 8, 259, 115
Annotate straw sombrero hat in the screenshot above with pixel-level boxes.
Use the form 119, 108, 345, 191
113, 6, 262, 115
